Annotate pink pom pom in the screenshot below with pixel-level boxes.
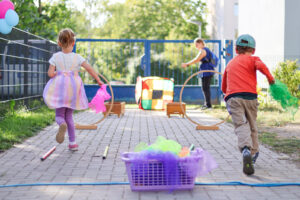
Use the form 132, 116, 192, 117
0, 0, 15, 19
88, 85, 111, 113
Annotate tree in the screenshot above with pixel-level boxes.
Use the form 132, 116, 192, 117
75, 0, 208, 84
14, 0, 87, 41
98, 0, 207, 40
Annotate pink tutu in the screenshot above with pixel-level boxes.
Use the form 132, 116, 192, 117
88, 84, 111, 113
43, 71, 88, 110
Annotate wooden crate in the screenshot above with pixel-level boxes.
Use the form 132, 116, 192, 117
103, 102, 125, 118
166, 102, 186, 118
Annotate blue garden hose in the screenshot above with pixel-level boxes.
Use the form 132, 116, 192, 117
0, 181, 299, 188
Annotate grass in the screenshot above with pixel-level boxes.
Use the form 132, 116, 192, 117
259, 132, 300, 161
202, 104, 300, 127
0, 106, 55, 152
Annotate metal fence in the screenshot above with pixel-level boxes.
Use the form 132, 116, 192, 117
1, 30, 233, 114
0, 28, 60, 114
75, 39, 225, 87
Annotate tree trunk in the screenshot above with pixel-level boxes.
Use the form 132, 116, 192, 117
38, 0, 42, 15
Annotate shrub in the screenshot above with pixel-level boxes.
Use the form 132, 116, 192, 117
273, 60, 300, 99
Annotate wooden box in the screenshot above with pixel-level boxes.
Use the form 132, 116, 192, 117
103, 102, 125, 118
166, 102, 186, 118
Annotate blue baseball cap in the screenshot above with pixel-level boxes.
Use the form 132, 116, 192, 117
236, 34, 256, 48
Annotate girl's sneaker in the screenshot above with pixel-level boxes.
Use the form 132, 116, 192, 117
69, 143, 78, 151
56, 123, 67, 144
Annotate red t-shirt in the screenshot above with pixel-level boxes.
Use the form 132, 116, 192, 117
221, 54, 274, 100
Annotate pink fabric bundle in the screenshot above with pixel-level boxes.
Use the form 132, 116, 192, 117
88, 85, 111, 113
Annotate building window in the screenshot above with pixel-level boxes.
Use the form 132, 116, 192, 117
234, 3, 238, 16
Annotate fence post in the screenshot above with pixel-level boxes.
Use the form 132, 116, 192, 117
73, 42, 77, 53
144, 40, 151, 76
45, 40, 51, 83
23, 33, 29, 98
224, 40, 233, 66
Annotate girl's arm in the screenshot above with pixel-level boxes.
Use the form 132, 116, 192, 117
48, 65, 57, 78
81, 61, 103, 86
181, 49, 207, 68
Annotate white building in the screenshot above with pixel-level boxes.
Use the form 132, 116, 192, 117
205, 0, 239, 40
206, 0, 300, 87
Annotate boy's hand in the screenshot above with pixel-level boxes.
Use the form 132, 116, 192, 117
269, 79, 275, 85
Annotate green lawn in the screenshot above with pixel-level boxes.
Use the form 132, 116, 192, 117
202, 104, 300, 127
0, 106, 54, 152
259, 132, 300, 162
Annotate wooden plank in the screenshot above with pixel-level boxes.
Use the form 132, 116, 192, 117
75, 124, 97, 130
196, 125, 219, 130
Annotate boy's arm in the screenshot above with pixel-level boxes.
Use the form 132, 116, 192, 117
255, 58, 275, 84
221, 70, 227, 94
81, 61, 103, 86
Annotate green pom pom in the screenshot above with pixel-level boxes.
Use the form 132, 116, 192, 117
269, 79, 299, 119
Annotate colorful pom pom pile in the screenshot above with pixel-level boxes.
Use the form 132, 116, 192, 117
130, 136, 218, 177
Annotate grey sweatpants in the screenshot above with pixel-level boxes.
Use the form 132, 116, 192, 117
226, 97, 259, 155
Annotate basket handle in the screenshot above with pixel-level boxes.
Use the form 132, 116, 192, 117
121, 152, 131, 162
121, 152, 161, 162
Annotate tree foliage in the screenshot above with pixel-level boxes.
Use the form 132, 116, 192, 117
14, 0, 90, 40
13, 0, 208, 84
98, 0, 207, 40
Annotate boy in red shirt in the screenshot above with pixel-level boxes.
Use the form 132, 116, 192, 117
221, 34, 275, 175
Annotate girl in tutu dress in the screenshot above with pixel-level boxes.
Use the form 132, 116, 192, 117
43, 28, 103, 151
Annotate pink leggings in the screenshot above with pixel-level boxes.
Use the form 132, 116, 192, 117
55, 107, 75, 142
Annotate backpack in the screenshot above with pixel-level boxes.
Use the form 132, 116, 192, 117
203, 47, 219, 68
210, 51, 219, 67
208, 49, 219, 68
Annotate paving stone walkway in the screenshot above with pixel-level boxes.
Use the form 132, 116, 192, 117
0, 108, 299, 200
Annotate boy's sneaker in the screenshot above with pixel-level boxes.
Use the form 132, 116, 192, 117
242, 147, 254, 175
252, 152, 259, 164
56, 123, 67, 144
69, 143, 78, 151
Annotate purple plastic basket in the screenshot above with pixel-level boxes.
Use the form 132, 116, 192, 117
121, 152, 200, 191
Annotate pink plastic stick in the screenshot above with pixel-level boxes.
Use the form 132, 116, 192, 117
40, 146, 56, 161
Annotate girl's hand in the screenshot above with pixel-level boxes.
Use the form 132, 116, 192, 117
48, 65, 57, 78
97, 80, 104, 86
81, 61, 104, 86
181, 63, 189, 68
49, 71, 57, 78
